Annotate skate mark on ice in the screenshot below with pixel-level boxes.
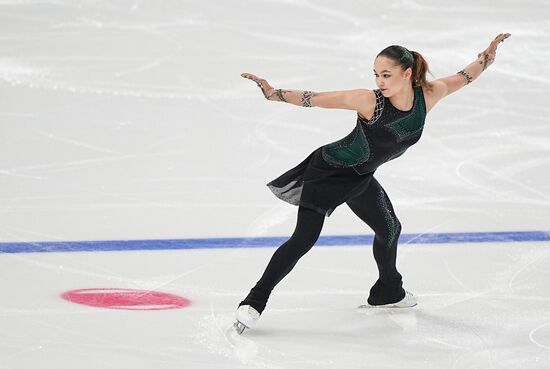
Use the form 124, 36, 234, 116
529, 322, 550, 351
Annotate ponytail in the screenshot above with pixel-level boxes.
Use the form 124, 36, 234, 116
377, 45, 433, 90
411, 51, 432, 90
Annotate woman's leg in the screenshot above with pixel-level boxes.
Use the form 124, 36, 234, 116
239, 206, 326, 314
345, 177, 405, 305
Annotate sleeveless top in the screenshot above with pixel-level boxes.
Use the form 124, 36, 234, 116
320, 86, 427, 175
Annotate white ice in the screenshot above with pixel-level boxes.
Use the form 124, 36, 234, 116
1, 1, 549, 368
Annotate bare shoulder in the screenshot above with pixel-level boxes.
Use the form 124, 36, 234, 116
353, 89, 377, 120
422, 82, 446, 114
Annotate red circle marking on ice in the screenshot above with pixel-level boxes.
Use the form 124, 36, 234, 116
61, 288, 191, 310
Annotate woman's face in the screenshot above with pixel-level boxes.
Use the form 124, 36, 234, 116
373, 56, 412, 97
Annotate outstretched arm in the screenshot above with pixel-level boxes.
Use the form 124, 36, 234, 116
428, 33, 511, 106
240, 73, 375, 115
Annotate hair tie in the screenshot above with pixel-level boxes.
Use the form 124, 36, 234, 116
400, 46, 414, 64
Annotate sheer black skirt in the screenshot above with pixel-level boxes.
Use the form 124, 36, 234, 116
267, 147, 375, 217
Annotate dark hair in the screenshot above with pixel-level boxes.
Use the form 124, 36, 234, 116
377, 45, 432, 90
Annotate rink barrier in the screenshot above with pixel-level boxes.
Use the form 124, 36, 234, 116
1, 231, 549, 253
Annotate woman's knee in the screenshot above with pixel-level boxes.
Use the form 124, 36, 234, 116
375, 216, 401, 244
289, 224, 322, 250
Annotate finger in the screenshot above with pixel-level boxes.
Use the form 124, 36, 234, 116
242, 73, 257, 80
497, 33, 511, 42
491, 36, 508, 50
496, 34, 507, 45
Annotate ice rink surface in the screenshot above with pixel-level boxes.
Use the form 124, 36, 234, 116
1, 0, 549, 368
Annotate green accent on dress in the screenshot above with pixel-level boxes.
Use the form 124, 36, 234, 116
385, 87, 426, 142
321, 121, 370, 167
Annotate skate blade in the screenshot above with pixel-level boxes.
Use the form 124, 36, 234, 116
357, 302, 417, 309
232, 320, 247, 335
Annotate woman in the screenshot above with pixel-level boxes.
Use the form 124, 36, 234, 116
233, 33, 512, 334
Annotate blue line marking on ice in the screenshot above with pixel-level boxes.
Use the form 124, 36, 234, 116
1, 231, 549, 254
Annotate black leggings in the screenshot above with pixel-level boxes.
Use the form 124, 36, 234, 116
240, 177, 405, 313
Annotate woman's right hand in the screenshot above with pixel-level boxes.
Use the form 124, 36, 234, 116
241, 73, 276, 100
477, 33, 511, 70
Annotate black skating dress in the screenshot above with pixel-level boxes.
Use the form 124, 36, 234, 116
267, 86, 427, 217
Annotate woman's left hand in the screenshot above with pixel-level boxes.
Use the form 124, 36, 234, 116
478, 33, 512, 70
241, 73, 276, 100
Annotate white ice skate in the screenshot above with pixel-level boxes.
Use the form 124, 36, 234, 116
232, 305, 260, 335
364, 290, 418, 308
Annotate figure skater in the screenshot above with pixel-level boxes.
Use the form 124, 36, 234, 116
233, 33, 512, 334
